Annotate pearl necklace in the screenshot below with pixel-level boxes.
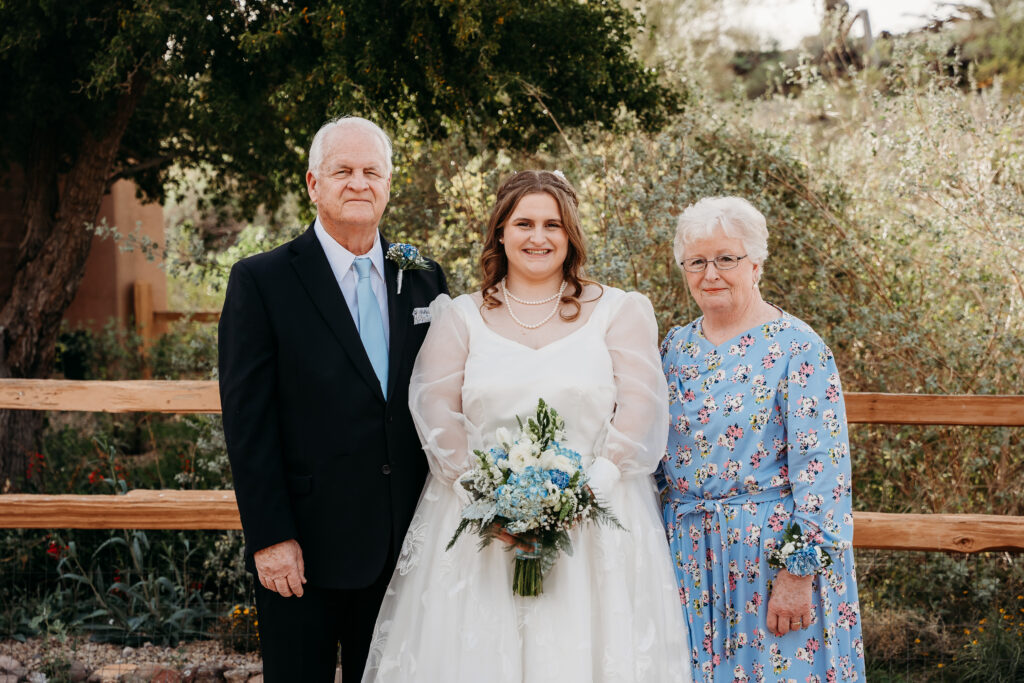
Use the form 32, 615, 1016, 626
501, 278, 564, 305
501, 279, 567, 329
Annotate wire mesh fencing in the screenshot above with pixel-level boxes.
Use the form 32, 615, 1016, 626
3, 529, 1023, 681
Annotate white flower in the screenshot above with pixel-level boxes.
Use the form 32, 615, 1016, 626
508, 440, 535, 471
550, 454, 576, 474
781, 542, 796, 556
538, 448, 557, 469
495, 427, 512, 447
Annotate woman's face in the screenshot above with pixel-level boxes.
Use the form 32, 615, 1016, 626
682, 230, 760, 317
502, 192, 569, 285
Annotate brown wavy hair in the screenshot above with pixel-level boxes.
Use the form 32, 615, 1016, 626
480, 170, 595, 321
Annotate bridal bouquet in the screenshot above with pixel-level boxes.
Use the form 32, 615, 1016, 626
446, 399, 621, 596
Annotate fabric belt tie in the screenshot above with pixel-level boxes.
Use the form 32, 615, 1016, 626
353, 257, 388, 396
666, 485, 792, 652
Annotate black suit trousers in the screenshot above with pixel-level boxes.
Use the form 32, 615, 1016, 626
255, 546, 395, 683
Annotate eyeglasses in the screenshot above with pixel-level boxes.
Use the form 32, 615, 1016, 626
679, 255, 748, 273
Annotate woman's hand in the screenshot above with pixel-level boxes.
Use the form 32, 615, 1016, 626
766, 569, 814, 637
489, 523, 535, 552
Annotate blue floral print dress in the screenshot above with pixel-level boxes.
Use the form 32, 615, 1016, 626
659, 309, 865, 683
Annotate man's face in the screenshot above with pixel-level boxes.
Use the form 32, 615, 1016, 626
306, 126, 391, 237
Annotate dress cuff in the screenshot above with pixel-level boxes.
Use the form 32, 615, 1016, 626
586, 456, 622, 498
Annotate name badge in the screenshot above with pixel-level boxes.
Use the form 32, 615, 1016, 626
412, 307, 432, 325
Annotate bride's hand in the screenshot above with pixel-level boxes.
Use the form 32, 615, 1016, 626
490, 523, 535, 552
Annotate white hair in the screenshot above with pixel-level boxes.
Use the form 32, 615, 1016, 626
673, 196, 769, 268
307, 116, 393, 177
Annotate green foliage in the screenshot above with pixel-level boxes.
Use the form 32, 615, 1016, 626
1, 0, 676, 221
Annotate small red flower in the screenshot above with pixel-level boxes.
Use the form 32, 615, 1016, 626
45, 541, 68, 560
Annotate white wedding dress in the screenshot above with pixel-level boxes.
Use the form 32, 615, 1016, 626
362, 287, 692, 683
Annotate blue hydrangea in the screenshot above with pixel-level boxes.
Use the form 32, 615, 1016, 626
489, 447, 508, 463
784, 546, 823, 576
547, 469, 570, 489
495, 467, 549, 521
551, 441, 582, 467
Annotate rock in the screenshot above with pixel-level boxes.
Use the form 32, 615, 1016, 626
151, 669, 184, 683
70, 660, 90, 683
88, 663, 138, 682
223, 666, 261, 683
121, 647, 135, 658
0, 656, 26, 678
247, 676, 262, 683
0, 674, 18, 683
182, 664, 226, 682
124, 663, 172, 682
26, 672, 47, 683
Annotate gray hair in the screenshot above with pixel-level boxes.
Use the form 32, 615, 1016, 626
307, 116, 393, 177
673, 196, 769, 268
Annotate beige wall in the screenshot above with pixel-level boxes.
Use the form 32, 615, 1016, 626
62, 180, 167, 331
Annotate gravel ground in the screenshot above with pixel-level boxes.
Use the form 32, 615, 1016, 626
0, 637, 260, 676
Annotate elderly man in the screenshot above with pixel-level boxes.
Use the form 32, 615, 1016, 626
219, 116, 448, 681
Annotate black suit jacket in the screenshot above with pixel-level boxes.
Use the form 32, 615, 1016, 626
218, 225, 448, 589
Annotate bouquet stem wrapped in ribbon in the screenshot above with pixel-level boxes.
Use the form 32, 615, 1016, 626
446, 399, 622, 596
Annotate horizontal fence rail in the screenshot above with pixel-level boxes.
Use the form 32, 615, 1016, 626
3, 379, 1024, 425
0, 491, 1021, 552
1, 379, 1022, 553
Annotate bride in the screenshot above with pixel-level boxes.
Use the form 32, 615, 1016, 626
362, 171, 692, 682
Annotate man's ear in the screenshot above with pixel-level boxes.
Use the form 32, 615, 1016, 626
306, 170, 319, 203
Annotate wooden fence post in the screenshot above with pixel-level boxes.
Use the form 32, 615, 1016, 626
132, 281, 154, 378
133, 281, 154, 343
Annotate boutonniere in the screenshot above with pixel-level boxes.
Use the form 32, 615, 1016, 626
387, 243, 433, 294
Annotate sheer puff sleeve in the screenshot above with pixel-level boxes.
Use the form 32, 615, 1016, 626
408, 295, 483, 488
588, 291, 671, 494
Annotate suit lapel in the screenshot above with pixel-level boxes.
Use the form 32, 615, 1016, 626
289, 225, 385, 402
382, 235, 409, 400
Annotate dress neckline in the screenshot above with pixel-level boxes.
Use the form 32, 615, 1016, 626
465, 291, 609, 352
694, 304, 787, 350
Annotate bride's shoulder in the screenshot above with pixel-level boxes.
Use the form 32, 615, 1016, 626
584, 283, 653, 312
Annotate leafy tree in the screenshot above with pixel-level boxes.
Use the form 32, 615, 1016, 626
0, 0, 675, 486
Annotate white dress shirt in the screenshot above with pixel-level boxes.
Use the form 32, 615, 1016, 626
314, 217, 390, 347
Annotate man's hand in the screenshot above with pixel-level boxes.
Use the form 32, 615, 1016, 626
254, 539, 307, 598
766, 569, 814, 637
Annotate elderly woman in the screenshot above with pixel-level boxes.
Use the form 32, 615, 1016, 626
659, 197, 864, 682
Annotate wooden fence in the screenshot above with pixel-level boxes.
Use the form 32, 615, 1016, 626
133, 281, 220, 343
1, 379, 1023, 553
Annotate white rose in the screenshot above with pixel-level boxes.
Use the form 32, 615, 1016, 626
550, 454, 576, 474
538, 448, 557, 469
494, 427, 512, 447
508, 441, 535, 472
781, 542, 796, 556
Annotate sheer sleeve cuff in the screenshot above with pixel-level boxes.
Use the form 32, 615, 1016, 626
586, 456, 622, 499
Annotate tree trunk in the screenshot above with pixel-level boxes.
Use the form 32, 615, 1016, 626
0, 73, 148, 489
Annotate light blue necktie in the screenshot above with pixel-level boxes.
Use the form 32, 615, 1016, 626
353, 257, 388, 396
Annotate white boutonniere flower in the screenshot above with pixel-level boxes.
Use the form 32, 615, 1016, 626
386, 242, 433, 294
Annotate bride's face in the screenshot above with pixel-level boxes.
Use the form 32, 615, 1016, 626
502, 192, 569, 285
